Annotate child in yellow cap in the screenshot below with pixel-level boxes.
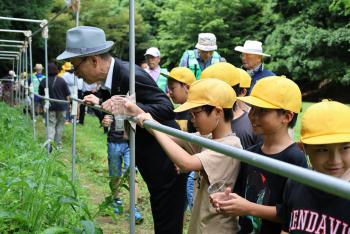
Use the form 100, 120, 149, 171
211, 76, 308, 234
237, 68, 252, 112
162, 67, 198, 211
137, 78, 242, 233
162, 67, 196, 132
201, 62, 261, 149
276, 100, 350, 233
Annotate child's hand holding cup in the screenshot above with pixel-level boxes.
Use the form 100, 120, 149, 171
208, 180, 230, 210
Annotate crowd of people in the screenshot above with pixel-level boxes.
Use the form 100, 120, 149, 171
3, 25, 349, 234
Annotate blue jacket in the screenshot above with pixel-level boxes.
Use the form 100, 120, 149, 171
248, 65, 275, 95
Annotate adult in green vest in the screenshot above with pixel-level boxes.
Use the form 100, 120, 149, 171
144, 47, 169, 93
29, 63, 46, 116
179, 33, 225, 80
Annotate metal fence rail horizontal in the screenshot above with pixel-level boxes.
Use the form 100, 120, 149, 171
32, 93, 70, 104
142, 119, 350, 201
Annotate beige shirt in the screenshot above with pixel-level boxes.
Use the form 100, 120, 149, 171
184, 133, 242, 234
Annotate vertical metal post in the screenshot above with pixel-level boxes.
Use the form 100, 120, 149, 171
21, 49, 24, 103
29, 37, 36, 140
17, 53, 21, 104
71, 6, 80, 181
15, 57, 19, 105
25, 42, 29, 118
10, 59, 14, 106
129, 0, 136, 233
43, 25, 50, 153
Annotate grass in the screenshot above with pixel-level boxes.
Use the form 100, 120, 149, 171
35, 112, 159, 234
0, 103, 99, 233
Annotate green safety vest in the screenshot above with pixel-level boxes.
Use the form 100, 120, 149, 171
31, 73, 46, 94
156, 68, 169, 93
187, 50, 221, 79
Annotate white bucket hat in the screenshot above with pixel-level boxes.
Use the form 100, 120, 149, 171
57, 26, 114, 60
234, 40, 271, 57
34, 63, 43, 70
8, 70, 16, 77
144, 47, 160, 57
195, 33, 217, 51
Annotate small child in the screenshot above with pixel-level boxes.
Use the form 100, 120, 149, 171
211, 76, 308, 234
137, 78, 242, 233
237, 68, 252, 112
277, 100, 350, 233
101, 115, 143, 224
200, 62, 261, 149
163, 67, 197, 210
163, 67, 196, 132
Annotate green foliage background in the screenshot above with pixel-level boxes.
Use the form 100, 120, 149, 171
0, 0, 349, 84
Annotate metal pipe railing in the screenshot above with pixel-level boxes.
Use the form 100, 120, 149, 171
0, 29, 31, 35
32, 93, 70, 104
129, 0, 136, 232
0, 16, 45, 24
0, 79, 14, 81
0, 51, 21, 54
29, 37, 36, 140
141, 120, 350, 201
0, 55, 18, 58
0, 39, 24, 44
0, 45, 23, 48
71, 6, 80, 182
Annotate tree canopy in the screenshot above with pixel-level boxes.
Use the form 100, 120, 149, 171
0, 0, 349, 86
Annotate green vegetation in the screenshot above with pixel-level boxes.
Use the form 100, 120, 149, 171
34, 108, 159, 233
0, 102, 190, 233
1, 0, 349, 86
0, 103, 102, 233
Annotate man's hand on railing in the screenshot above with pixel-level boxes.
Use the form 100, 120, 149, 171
83, 94, 99, 105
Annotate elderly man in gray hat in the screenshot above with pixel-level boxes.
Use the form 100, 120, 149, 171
234, 40, 275, 94
179, 33, 225, 79
57, 26, 186, 234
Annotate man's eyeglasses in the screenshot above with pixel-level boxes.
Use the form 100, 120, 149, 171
72, 57, 87, 73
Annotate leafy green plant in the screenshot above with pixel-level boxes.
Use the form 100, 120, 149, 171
0, 103, 100, 233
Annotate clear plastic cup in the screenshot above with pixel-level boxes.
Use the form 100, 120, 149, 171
112, 95, 127, 131
207, 179, 226, 195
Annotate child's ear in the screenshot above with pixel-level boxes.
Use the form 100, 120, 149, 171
214, 107, 223, 116
283, 111, 294, 124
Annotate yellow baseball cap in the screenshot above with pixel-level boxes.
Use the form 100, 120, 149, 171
163, 67, 196, 85
238, 68, 251, 88
200, 62, 240, 86
301, 100, 350, 145
237, 76, 302, 113
62, 62, 73, 71
174, 78, 236, 112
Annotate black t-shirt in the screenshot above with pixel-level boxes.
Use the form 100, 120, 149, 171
107, 117, 127, 143
39, 76, 70, 111
277, 179, 350, 233
235, 143, 308, 234
175, 110, 196, 133
231, 112, 262, 149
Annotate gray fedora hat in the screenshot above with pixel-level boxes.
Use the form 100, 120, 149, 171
57, 26, 114, 60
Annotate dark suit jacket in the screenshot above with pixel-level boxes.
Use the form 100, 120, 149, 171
110, 58, 183, 190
